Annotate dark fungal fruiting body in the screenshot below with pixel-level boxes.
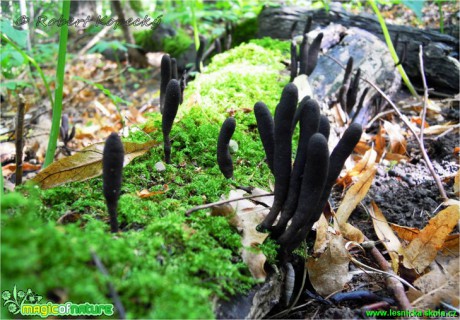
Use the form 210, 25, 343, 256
298, 37, 309, 76
318, 115, 330, 140
272, 97, 320, 237
196, 35, 206, 73
346, 68, 361, 114
217, 117, 236, 179
171, 58, 178, 80
214, 38, 222, 54
277, 133, 329, 254
254, 102, 275, 174
103, 133, 125, 233
259, 83, 298, 231
160, 54, 172, 114
338, 57, 354, 112
162, 79, 181, 164
305, 33, 323, 76
290, 40, 297, 82
283, 124, 363, 254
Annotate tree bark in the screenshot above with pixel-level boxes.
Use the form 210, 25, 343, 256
111, 0, 148, 68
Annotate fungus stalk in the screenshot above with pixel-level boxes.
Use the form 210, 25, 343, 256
217, 117, 236, 179
103, 133, 125, 233
162, 79, 181, 164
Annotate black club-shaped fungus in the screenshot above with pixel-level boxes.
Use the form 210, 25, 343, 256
254, 101, 275, 174
259, 83, 298, 230
306, 33, 323, 76
290, 40, 298, 82
278, 133, 329, 254
162, 79, 181, 164
160, 54, 172, 114
272, 97, 320, 237
217, 117, 236, 179
171, 58, 178, 80
103, 133, 125, 233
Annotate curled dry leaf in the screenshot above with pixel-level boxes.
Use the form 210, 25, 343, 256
31, 140, 158, 189
369, 201, 404, 272
403, 205, 460, 273
227, 189, 272, 280
307, 233, 352, 296
337, 148, 376, 187
335, 165, 376, 242
383, 120, 407, 155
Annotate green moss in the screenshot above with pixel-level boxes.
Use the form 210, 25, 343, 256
1, 38, 291, 319
163, 29, 193, 57
231, 18, 258, 46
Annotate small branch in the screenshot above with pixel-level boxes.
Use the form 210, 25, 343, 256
15, 95, 26, 186
418, 45, 428, 143
364, 238, 413, 311
185, 192, 274, 216
90, 250, 126, 319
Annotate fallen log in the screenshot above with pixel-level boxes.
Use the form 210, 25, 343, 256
258, 6, 459, 96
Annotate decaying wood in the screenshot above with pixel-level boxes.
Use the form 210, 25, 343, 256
258, 6, 459, 95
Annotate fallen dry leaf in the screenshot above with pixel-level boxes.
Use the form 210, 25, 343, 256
313, 214, 330, 255
370, 201, 404, 272
411, 257, 459, 310
403, 205, 460, 273
137, 185, 169, 198
31, 140, 158, 189
335, 165, 376, 242
390, 223, 420, 242
383, 121, 407, 155
338, 148, 376, 186
227, 189, 272, 280
307, 233, 352, 296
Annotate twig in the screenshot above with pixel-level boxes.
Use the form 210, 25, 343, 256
325, 54, 448, 202
366, 110, 396, 129
185, 192, 274, 216
90, 250, 126, 319
364, 237, 413, 310
15, 95, 26, 186
418, 46, 428, 143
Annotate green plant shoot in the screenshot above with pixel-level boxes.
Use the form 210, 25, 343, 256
369, 0, 419, 98
43, 0, 71, 168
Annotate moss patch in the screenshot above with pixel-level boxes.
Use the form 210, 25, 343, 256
1, 39, 290, 319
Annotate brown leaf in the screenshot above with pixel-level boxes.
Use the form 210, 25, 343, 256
31, 140, 158, 189
313, 214, 330, 255
370, 201, 404, 272
403, 205, 460, 273
336, 164, 377, 242
307, 234, 352, 296
137, 185, 169, 198
337, 148, 376, 186
390, 223, 420, 242
411, 257, 459, 310
383, 121, 407, 155
227, 189, 271, 280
